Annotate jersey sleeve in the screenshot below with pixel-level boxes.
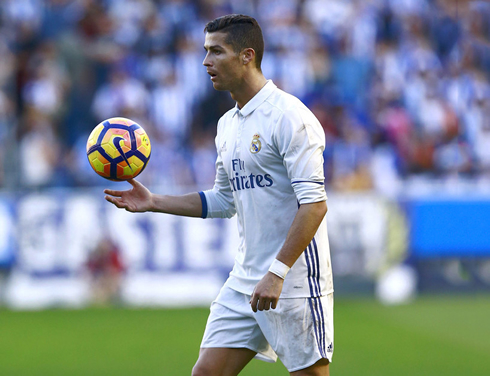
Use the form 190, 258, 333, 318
273, 106, 327, 204
199, 124, 236, 219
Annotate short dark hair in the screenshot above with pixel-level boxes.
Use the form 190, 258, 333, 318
204, 14, 264, 71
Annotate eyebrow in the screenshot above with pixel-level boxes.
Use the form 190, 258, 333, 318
203, 44, 223, 51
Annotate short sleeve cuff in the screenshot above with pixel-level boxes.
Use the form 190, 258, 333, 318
198, 191, 208, 218
291, 180, 327, 204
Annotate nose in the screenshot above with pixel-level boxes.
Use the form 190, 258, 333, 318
203, 52, 211, 67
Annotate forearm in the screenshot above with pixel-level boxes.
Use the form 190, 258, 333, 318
150, 192, 203, 218
250, 200, 328, 312
275, 201, 328, 268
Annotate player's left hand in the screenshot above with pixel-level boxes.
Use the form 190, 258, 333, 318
250, 272, 284, 312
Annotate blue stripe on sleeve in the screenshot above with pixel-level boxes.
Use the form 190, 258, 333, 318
291, 180, 324, 185
198, 191, 208, 219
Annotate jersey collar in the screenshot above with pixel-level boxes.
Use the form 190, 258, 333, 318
233, 80, 277, 117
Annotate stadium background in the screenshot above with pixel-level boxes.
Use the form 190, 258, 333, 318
0, 0, 489, 375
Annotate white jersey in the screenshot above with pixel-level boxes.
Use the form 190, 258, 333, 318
200, 80, 333, 298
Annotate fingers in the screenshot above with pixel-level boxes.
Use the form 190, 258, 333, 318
104, 179, 139, 197
250, 294, 277, 312
250, 294, 259, 313
105, 195, 128, 210
104, 195, 119, 206
257, 298, 267, 311
260, 298, 276, 311
127, 179, 140, 188
103, 189, 122, 197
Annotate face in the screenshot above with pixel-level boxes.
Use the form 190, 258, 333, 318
203, 32, 244, 92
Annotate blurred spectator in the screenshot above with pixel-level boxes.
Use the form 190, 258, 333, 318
17, 108, 61, 187
189, 131, 218, 187
151, 71, 190, 144
92, 68, 149, 120
464, 93, 490, 173
174, 33, 209, 106
375, 99, 413, 175
329, 108, 373, 191
303, 0, 353, 42
107, 0, 156, 48
86, 237, 125, 306
22, 41, 70, 119
0, 0, 487, 194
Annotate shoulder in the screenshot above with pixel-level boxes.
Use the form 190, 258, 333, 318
266, 87, 318, 125
264, 88, 321, 137
265, 88, 325, 146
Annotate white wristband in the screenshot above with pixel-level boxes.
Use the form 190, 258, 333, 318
268, 259, 291, 280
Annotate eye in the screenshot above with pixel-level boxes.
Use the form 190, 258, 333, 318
214, 50, 221, 55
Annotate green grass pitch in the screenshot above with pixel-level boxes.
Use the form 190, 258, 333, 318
0, 295, 489, 375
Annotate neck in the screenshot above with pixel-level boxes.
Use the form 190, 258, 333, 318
230, 73, 267, 109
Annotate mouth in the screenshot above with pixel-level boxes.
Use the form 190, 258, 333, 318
207, 71, 217, 81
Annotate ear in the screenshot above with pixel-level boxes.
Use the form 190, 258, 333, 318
241, 48, 256, 66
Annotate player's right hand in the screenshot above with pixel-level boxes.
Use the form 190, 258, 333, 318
104, 179, 154, 213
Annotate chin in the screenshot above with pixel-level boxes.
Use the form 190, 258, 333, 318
211, 77, 233, 91
212, 82, 228, 91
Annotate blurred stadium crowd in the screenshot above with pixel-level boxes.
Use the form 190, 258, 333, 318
0, 0, 489, 195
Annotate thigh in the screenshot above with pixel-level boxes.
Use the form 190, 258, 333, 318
290, 358, 330, 376
192, 347, 257, 376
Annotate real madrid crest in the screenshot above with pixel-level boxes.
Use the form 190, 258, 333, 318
250, 133, 261, 154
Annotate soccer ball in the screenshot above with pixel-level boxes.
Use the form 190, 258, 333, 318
86, 117, 151, 181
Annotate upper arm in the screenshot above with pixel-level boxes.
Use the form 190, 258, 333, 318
273, 107, 327, 204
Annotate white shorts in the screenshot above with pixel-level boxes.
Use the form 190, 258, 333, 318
200, 286, 334, 373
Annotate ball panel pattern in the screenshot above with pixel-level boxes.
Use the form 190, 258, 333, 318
86, 117, 151, 181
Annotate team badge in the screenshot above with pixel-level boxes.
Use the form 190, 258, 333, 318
250, 133, 261, 154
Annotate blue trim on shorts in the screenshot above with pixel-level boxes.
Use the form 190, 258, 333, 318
304, 236, 327, 358
319, 297, 326, 357
308, 297, 326, 358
